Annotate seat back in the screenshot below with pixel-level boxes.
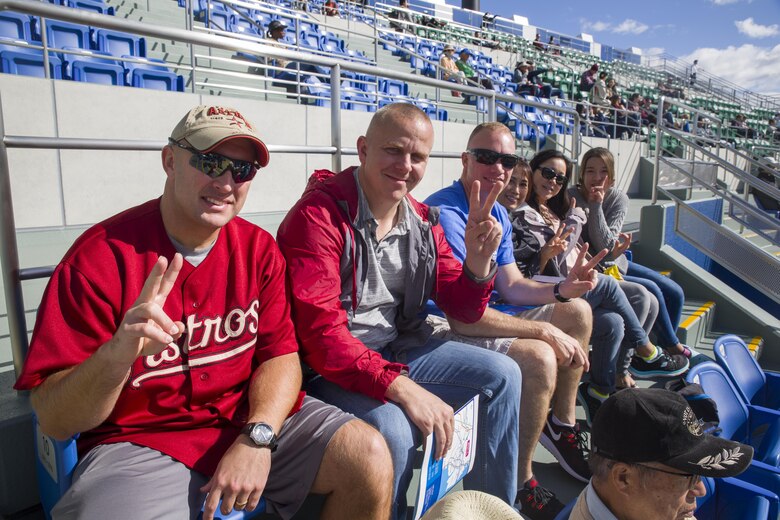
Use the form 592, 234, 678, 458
34, 415, 264, 518
0, 48, 63, 78
0, 12, 32, 41
686, 361, 750, 442
714, 334, 766, 405
45, 20, 91, 50
94, 28, 146, 57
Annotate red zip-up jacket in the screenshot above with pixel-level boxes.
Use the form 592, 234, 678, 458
277, 167, 495, 402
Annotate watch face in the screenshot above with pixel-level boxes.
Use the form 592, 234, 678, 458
250, 423, 274, 445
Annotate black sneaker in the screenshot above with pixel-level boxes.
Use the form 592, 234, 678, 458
577, 382, 605, 428
514, 478, 565, 520
539, 412, 591, 483
628, 349, 689, 379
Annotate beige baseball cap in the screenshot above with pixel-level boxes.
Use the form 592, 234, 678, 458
170, 105, 270, 167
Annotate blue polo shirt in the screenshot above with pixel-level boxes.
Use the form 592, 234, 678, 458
424, 180, 515, 267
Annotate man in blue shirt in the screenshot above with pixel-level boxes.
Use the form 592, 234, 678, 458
425, 122, 606, 519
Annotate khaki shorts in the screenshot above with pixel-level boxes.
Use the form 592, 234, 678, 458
427, 303, 556, 355
53, 396, 353, 520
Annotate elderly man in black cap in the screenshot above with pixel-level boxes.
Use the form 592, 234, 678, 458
571, 387, 754, 520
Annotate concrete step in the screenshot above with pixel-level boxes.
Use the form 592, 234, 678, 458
677, 300, 717, 348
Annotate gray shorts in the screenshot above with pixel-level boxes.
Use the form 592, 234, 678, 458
52, 396, 353, 520
427, 303, 555, 355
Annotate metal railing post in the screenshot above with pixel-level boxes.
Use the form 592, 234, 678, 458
0, 98, 29, 379
331, 63, 342, 172
652, 96, 665, 204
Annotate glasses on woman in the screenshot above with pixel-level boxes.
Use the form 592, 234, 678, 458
537, 166, 567, 185
633, 463, 702, 491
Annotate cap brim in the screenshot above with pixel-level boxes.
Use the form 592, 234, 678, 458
664, 436, 753, 478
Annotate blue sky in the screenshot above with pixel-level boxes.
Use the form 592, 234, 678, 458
451, 0, 780, 94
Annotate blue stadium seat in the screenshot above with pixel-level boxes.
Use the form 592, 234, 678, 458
298, 30, 322, 51
714, 335, 780, 411
0, 12, 33, 42
94, 28, 146, 57
124, 57, 184, 91
696, 476, 779, 520
66, 49, 125, 85
686, 361, 780, 496
230, 15, 261, 37
0, 46, 62, 78
320, 32, 347, 57
44, 19, 91, 51
34, 416, 266, 520
65, 0, 115, 16
206, 9, 231, 31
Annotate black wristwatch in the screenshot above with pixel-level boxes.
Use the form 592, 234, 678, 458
553, 281, 571, 303
241, 422, 278, 452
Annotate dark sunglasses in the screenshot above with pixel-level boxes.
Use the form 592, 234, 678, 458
168, 139, 259, 184
633, 463, 702, 491
538, 166, 568, 185
467, 148, 521, 169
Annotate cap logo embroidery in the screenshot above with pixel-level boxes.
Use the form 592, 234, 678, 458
695, 447, 745, 470
682, 406, 703, 436
206, 106, 254, 130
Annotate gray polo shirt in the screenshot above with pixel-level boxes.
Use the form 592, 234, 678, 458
349, 169, 411, 350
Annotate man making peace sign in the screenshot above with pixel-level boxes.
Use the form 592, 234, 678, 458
15, 105, 393, 520
277, 103, 523, 520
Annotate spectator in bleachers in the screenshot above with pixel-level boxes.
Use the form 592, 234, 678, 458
548, 35, 560, 55
590, 72, 610, 107
606, 78, 619, 100
572, 147, 700, 362
532, 33, 545, 52
456, 49, 493, 90
610, 95, 634, 139
501, 149, 688, 422
323, 0, 339, 16
512, 62, 539, 97
265, 20, 290, 69
642, 97, 658, 126
526, 60, 563, 99
426, 124, 603, 518
766, 119, 780, 142
293, 0, 309, 11
13, 104, 395, 520
472, 31, 500, 50
731, 114, 755, 139
662, 102, 680, 129
689, 59, 698, 87
573, 388, 753, 520
626, 93, 647, 127
277, 103, 523, 520
389, 0, 413, 33
439, 44, 466, 97
579, 64, 598, 92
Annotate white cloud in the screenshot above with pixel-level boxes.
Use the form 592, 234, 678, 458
613, 19, 649, 35
581, 18, 648, 35
582, 19, 611, 32
681, 43, 780, 94
710, 0, 739, 4
734, 17, 779, 38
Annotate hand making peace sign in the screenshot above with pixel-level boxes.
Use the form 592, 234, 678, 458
463, 180, 504, 278
106, 254, 185, 366
558, 243, 609, 299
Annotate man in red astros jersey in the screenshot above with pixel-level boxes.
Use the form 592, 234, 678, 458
14, 105, 393, 520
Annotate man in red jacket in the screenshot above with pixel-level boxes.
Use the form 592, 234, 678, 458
15, 105, 392, 520
277, 103, 523, 520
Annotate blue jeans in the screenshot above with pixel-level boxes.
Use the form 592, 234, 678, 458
625, 260, 685, 349
584, 274, 649, 394
307, 337, 521, 520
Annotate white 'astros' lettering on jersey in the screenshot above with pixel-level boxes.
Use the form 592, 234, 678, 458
129, 299, 260, 387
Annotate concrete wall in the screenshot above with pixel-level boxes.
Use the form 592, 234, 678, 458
0, 74, 480, 374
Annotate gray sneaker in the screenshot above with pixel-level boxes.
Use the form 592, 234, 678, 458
629, 350, 689, 379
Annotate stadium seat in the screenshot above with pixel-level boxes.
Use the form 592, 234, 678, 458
34, 416, 266, 519
65, 0, 115, 16
714, 335, 780, 411
43, 20, 91, 51
94, 28, 146, 58
298, 30, 322, 51
686, 361, 780, 495
67, 50, 125, 85
0, 12, 33, 42
124, 57, 185, 91
695, 476, 779, 520
0, 46, 63, 79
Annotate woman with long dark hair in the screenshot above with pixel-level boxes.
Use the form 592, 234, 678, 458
498, 150, 689, 423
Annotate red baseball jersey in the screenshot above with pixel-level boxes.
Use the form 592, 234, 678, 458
15, 198, 303, 475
